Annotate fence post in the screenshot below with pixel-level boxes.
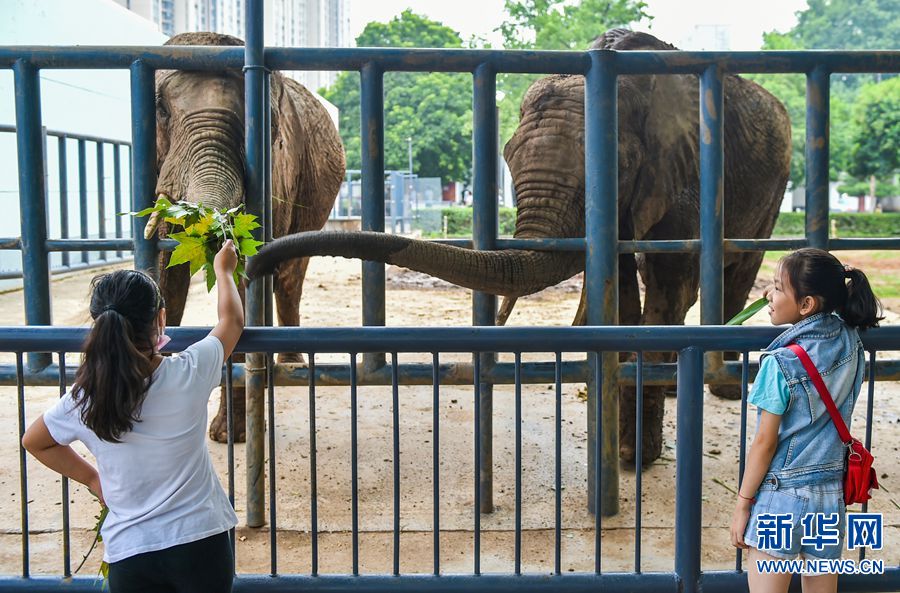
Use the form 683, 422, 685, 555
675, 346, 704, 593
700, 64, 724, 326
243, 0, 268, 528
13, 59, 52, 371
584, 49, 619, 516
130, 61, 158, 276
473, 62, 498, 513
805, 65, 830, 250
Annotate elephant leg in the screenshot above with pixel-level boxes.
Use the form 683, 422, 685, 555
710, 251, 766, 399
622, 251, 700, 465
274, 256, 309, 364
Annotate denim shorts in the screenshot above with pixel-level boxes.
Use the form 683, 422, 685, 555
743, 478, 845, 560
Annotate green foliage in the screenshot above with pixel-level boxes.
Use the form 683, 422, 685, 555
849, 77, 900, 182
75, 499, 109, 581
320, 10, 472, 182
420, 206, 518, 237
495, 0, 652, 147
726, 297, 768, 325
838, 176, 899, 198
127, 197, 262, 291
772, 212, 900, 237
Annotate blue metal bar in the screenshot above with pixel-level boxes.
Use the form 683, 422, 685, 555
263, 71, 273, 328
57, 137, 70, 268
95, 142, 106, 261
308, 354, 319, 576
360, 63, 386, 373
473, 355, 481, 575
594, 352, 601, 574
391, 353, 400, 577
473, 62, 498, 515
129, 60, 158, 275
432, 352, 440, 576
57, 352, 71, 577
15, 352, 29, 577
860, 349, 876, 563
700, 65, 724, 325
828, 238, 900, 250
675, 348, 704, 593
724, 238, 808, 252
514, 351, 522, 576
736, 352, 750, 572
267, 353, 277, 575
243, 0, 268, 529
805, 66, 830, 249
77, 139, 89, 266
4, 325, 900, 355
634, 352, 643, 573
554, 352, 562, 576
113, 145, 123, 258
350, 353, 359, 575
0, 123, 133, 147
13, 60, 52, 372
225, 357, 236, 561
2, 45, 899, 74
584, 49, 619, 517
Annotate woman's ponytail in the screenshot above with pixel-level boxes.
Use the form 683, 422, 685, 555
73, 271, 163, 442
841, 267, 883, 331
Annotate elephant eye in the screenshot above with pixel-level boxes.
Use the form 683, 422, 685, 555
156, 96, 170, 121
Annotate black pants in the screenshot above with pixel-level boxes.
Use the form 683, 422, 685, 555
107, 531, 233, 593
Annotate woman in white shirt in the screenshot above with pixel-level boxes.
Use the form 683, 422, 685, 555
23, 240, 244, 593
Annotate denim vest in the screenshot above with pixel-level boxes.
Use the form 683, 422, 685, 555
758, 312, 865, 490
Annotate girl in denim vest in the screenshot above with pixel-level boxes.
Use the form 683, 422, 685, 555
730, 248, 882, 593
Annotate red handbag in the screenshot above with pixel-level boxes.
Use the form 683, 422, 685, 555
787, 344, 878, 505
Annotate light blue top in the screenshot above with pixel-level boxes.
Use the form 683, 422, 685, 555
748, 355, 791, 415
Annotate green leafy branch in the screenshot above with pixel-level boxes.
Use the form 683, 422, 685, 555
726, 297, 769, 325
75, 500, 109, 582
126, 197, 263, 291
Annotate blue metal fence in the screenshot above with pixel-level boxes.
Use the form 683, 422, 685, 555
0, 326, 898, 592
0, 0, 899, 589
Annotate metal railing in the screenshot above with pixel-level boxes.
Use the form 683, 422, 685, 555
0, 325, 897, 592
0, 125, 132, 280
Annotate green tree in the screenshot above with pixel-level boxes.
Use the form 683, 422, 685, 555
848, 77, 900, 197
495, 0, 652, 145
320, 10, 472, 182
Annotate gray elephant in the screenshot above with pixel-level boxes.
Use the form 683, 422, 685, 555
246, 30, 791, 464
150, 32, 345, 442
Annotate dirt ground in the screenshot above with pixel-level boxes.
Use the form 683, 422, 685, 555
0, 252, 897, 577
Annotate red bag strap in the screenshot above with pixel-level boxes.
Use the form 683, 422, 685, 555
786, 343, 852, 445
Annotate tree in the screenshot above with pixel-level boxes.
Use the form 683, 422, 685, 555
849, 77, 900, 198
320, 10, 472, 182
495, 0, 652, 146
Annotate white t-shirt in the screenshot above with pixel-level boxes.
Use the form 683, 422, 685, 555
43, 335, 237, 563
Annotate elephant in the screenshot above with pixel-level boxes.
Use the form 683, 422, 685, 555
150, 32, 345, 442
245, 30, 791, 465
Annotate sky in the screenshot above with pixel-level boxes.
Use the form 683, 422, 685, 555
349, 0, 811, 50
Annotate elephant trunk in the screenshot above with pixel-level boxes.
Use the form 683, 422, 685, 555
157, 108, 246, 212
247, 231, 584, 298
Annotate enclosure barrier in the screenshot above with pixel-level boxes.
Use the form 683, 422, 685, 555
1, 0, 899, 530
0, 325, 897, 592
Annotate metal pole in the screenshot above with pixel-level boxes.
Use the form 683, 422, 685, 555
57, 137, 70, 269
805, 65, 830, 250
129, 61, 158, 276
360, 62, 386, 372
243, 0, 267, 528
472, 62, 497, 513
675, 347, 704, 593
96, 142, 106, 261
700, 65, 724, 326
13, 59, 52, 372
77, 139, 88, 266
584, 50, 619, 516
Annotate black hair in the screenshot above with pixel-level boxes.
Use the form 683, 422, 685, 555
72, 270, 164, 442
779, 248, 883, 330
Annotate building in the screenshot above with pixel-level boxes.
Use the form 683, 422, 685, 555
114, 0, 351, 91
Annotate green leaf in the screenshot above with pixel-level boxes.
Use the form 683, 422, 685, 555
167, 234, 207, 275
238, 237, 264, 257
232, 213, 261, 238
726, 297, 769, 326
203, 262, 217, 293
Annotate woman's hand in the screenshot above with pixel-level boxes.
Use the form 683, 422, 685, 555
214, 239, 238, 277
731, 497, 752, 549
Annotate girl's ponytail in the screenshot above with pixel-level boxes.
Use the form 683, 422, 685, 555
842, 267, 883, 331
73, 270, 163, 442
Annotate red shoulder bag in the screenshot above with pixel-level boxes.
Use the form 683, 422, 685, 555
787, 344, 878, 505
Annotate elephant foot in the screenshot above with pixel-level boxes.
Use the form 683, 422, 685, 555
209, 385, 246, 443
278, 352, 306, 364
618, 387, 666, 466
710, 383, 743, 400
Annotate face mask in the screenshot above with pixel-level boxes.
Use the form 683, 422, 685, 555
156, 329, 171, 351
